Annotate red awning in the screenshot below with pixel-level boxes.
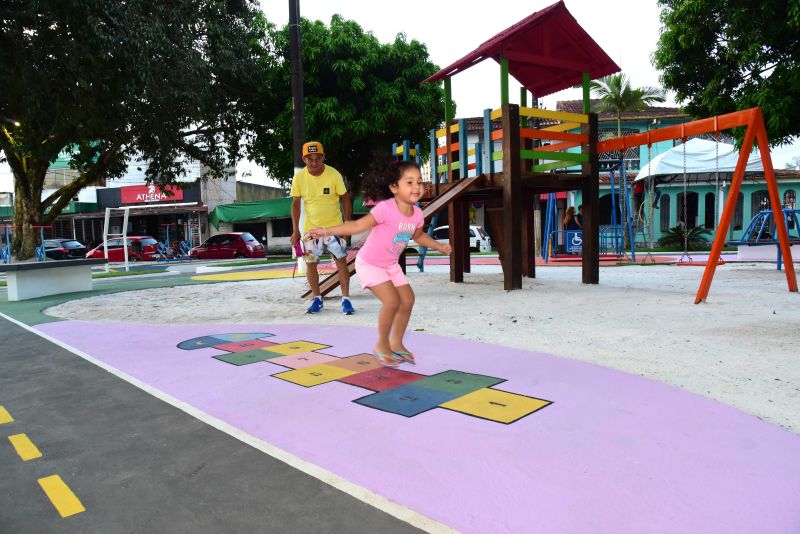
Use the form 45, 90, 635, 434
423, 1, 620, 97
539, 192, 567, 200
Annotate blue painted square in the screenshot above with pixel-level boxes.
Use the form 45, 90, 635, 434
212, 332, 274, 342
354, 384, 459, 417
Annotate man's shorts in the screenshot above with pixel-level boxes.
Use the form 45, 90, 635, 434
302, 235, 347, 264
355, 257, 409, 289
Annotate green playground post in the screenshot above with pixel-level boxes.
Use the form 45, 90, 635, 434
500, 56, 509, 106
582, 72, 591, 114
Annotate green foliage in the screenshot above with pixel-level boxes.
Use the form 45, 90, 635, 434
654, 0, 800, 146
251, 15, 447, 191
658, 225, 711, 250
0, 0, 271, 258
590, 74, 666, 136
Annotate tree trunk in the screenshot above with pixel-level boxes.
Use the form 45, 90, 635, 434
12, 178, 43, 261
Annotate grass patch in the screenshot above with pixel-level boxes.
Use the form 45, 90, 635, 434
92, 269, 156, 279
208, 257, 292, 267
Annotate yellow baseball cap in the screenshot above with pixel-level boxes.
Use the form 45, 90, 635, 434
302, 141, 324, 157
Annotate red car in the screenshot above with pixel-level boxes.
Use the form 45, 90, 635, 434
189, 232, 266, 260
86, 236, 160, 262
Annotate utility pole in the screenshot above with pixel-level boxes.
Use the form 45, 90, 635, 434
289, 0, 304, 172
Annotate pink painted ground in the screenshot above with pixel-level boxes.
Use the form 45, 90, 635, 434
37, 321, 800, 533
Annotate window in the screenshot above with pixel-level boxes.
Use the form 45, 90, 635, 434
676, 192, 698, 228
138, 237, 158, 246
469, 229, 476, 237
433, 227, 450, 240
660, 195, 671, 231
751, 190, 769, 218
205, 235, 225, 246
704, 192, 716, 229
272, 218, 292, 238
784, 189, 796, 209
732, 193, 744, 231
107, 239, 123, 249
241, 232, 257, 243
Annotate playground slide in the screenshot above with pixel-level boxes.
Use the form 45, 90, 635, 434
303, 176, 481, 298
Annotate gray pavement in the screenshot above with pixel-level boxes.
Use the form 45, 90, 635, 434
0, 317, 422, 533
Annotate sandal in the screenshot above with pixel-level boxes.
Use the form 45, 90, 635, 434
392, 350, 416, 365
374, 352, 402, 368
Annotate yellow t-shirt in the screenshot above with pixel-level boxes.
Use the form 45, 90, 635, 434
290, 165, 347, 232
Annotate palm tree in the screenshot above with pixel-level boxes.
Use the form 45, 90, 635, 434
590, 73, 666, 136
591, 74, 666, 250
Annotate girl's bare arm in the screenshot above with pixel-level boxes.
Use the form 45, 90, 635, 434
308, 214, 377, 239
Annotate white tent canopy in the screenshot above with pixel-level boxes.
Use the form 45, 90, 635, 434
634, 138, 765, 181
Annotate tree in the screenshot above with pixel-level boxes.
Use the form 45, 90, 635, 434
251, 15, 447, 192
0, 0, 272, 259
590, 73, 666, 249
654, 0, 800, 146
589, 74, 666, 137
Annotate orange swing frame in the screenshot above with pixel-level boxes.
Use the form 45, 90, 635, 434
597, 107, 798, 303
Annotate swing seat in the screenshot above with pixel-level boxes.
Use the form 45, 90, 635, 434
675, 257, 726, 266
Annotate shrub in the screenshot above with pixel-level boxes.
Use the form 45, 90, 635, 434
658, 225, 711, 250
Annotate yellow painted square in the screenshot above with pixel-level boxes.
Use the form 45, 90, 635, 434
440, 388, 552, 424
265, 341, 331, 356
273, 364, 357, 387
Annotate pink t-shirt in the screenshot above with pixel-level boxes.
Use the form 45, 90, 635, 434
357, 198, 424, 268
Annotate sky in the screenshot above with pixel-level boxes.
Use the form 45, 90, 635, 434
261, 0, 671, 115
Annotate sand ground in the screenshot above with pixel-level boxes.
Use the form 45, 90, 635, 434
48, 262, 800, 434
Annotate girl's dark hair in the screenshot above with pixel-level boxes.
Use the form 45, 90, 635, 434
362, 158, 421, 202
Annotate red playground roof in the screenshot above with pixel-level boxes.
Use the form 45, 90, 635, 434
423, 1, 620, 97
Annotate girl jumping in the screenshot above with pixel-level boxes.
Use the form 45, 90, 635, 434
308, 160, 452, 367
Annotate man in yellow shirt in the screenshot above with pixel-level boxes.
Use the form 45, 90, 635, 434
291, 141, 354, 314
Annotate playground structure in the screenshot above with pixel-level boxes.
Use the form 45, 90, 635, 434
1, 225, 56, 264
731, 208, 800, 266
156, 222, 194, 262
308, 0, 796, 303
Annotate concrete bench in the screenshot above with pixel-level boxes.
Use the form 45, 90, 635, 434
0, 259, 107, 301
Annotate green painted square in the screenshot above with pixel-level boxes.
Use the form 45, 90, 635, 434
413, 370, 506, 396
213, 349, 273, 366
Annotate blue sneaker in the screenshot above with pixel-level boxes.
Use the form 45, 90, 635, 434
342, 298, 355, 315
307, 297, 323, 314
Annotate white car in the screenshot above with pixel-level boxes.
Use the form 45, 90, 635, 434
406, 225, 492, 254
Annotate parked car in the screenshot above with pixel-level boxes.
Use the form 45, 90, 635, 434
85, 236, 160, 262
189, 232, 266, 260
44, 239, 88, 260
406, 225, 492, 254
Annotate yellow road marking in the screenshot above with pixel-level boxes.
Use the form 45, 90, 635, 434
0, 405, 13, 424
8, 433, 42, 461
192, 266, 336, 281
38, 475, 85, 518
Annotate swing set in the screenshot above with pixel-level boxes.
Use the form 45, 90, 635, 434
598, 107, 798, 303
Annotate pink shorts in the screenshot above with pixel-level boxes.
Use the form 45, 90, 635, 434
355, 257, 409, 289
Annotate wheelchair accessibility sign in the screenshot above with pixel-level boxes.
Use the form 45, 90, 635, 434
565, 230, 583, 254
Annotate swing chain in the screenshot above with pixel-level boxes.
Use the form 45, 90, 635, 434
641, 143, 655, 264
714, 132, 720, 228
678, 138, 692, 264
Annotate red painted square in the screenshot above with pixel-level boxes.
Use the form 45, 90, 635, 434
214, 339, 276, 353
338, 367, 425, 392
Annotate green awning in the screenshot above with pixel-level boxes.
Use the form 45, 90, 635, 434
209, 196, 370, 229
0, 201, 99, 218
